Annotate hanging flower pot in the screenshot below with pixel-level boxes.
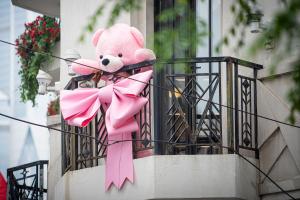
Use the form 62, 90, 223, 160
47, 98, 60, 116
15, 15, 60, 105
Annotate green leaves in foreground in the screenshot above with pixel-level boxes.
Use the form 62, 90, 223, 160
250, 0, 300, 122
221, 0, 300, 123
79, 0, 140, 42
79, 0, 300, 122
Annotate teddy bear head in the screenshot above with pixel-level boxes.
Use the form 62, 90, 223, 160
92, 23, 155, 73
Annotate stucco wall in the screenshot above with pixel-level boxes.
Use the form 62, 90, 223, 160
222, 1, 300, 199
51, 155, 258, 200
47, 115, 62, 200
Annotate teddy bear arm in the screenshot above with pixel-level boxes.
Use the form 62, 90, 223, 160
135, 48, 156, 61
71, 59, 100, 75
135, 48, 156, 72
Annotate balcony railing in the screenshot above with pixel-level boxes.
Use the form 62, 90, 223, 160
7, 160, 48, 200
61, 56, 262, 174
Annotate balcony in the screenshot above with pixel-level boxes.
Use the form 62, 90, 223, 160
61, 56, 262, 171
59, 56, 262, 199
7, 160, 48, 200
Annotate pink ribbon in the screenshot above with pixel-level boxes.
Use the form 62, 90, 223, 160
60, 70, 153, 190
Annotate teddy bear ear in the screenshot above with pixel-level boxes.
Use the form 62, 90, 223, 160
130, 27, 144, 47
92, 28, 104, 47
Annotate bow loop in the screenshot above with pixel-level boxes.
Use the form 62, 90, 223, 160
109, 88, 148, 129
60, 88, 101, 126
113, 70, 152, 96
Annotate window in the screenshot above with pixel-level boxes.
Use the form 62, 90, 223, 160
153, 0, 222, 154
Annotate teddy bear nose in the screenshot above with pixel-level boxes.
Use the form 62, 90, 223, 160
102, 58, 110, 66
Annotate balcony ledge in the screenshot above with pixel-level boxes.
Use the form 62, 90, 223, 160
52, 154, 259, 200
47, 114, 61, 127
11, 0, 59, 17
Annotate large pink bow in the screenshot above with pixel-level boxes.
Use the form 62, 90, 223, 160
60, 70, 153, 190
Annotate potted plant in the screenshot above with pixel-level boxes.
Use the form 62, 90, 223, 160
47, 98, 60, 116
15, 15, 60, 105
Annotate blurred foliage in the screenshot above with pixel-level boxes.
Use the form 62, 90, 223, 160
79, 0, 140, 42
80, 0, 300, 123
150, 0, 207, 71
215, 0, 253, 52
157, 4, 207, 56
80, 0, 206, 71
47, 97, 60, 116
221, 0, 300, 123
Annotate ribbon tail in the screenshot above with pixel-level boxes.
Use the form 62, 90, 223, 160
105, 132, 133, 191
119, 133, 134, 188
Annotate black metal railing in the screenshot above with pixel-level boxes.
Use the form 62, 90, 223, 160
154, 57, 261, 158
7, 160, 48, 200
61, 56, 262, 174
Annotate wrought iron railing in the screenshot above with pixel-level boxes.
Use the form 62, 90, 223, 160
154, 57, 262, 158
61, 56, 262, 174
7, 160, 48, 200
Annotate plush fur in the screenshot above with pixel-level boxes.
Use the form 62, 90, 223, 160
71, 23, 155, 76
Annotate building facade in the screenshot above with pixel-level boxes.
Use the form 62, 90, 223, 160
11, 0, 300, 199
0, 0, 50, 178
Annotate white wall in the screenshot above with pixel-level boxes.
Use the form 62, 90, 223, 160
47, 119, 62, 200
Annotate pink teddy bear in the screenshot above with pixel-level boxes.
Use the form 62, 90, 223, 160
62, 24, 155, 189
71, 23, 156, 79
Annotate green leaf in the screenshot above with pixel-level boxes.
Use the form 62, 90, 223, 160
16, 15, 60, 105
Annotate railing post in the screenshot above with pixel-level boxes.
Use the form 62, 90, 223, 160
234, 63, 239, 155
226, 61, 234, 153
254, 69, 259, 159
61, 117, 66, 175
153, 68, 163, 155
71, 127, 77, 171
71, 80, 78, 171
39, 163, 44, 200
6, 171, 11, 200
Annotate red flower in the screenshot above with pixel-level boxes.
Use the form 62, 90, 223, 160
29, 30, 35, 38
16, 16, 60, 72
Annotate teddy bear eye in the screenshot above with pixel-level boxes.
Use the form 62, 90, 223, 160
118, 53, 122, 57
99, 55, 103, 59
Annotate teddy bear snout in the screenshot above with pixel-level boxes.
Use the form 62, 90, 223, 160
99, 55, 124, 73
102, 58, 110, 66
